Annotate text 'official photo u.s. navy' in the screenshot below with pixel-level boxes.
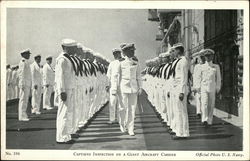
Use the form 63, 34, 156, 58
1, 3, 249, 160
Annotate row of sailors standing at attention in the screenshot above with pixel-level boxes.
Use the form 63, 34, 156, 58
8, 52, 56, 121
55, 38, 109, 144
6, 64, 20, 100
142, 43, 221, 140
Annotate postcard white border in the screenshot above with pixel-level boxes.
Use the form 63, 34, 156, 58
1, 1, 249, 160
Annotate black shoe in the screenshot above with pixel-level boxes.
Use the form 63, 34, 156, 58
171, 135, 180, 140
57, 140, 75, 144
170, 131, 176, 135
172, 136, 187, 140
71, 134, 80, 138
202, 121, 208, 127
197, 114, 201, 119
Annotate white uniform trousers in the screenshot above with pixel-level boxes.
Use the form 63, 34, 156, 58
7, 85, 15, 100
109, 91, 119, 122
195, 92, 202, 114
119, 93, 137, 133
43, 85, 53, 109
74, 86, 84, 131
31, 86, 42, 113
159, 87, 167, 122
160, 88, 168, 123
14, 85, 19, 99
165, 90, 171, 126
54, 86, 59, 107
154, 85, 159, 111
78, 88, 88, 127
18, 86, 30, 120
170, 92, 177, 132
56, 89, 74, 142
201, 91, 216, 125
173, 92, 190, 137
71, 87, 80, 134
85, 90, 91, 120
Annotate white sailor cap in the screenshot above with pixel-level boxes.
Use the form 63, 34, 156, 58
61, 38, 77, 47
20, 48, 31, 55
34, 54, 41, 59
46, 55, 52, 60
121, 43, 136, 51
112, 48, 121, 54
120, 43, 127, 49
172, 43, 184, 49
77, 43, 83, 48
203, 49, 215, 56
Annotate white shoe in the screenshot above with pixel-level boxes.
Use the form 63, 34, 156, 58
120, 125, 127, 133
46, 107, 53, 110
128, 131, 135, 136
20, 118, 29, 121
35, 112, 41, 115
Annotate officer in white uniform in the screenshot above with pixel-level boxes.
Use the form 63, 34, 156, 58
192, 50, 205, 119
196, 49, 221, 126
18, 49, 32, 121
106, 48, 122, 124
171, 43, 189, 139
42, 56, 55, 110
55, 39, 77, 144
30, 54, 42, 115
112, 43, 142, 136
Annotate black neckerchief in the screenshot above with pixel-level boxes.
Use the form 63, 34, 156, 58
83, 59, 92, 75
87, 60, 96, 76
81, 59, 89, 76
74, 56, 84, 77
75, 57, 88, 77
167, 58, 178, 79
63, 54, 77, 75
170, 58, 182, 78
70, 55, 80, 76
164, 63, 172, 79
158, 63, 166, 78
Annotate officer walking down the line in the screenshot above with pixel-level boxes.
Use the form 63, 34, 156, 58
55, 39, 77, 144
30, 54, 43, 115
42, 56, 55, 110
192, 50, 205, 119
106, 48, 122, 125
112, 43, 142, 136
18, 49, 32, 121
196, 49, 221, 127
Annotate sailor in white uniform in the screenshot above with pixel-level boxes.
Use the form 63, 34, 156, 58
30, 54, 43, 115
106, 48, 122, 124
18, 49, 32, 121
55, 39, 77, 144
171, 43, 190, 139
42, 56, 55, 110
